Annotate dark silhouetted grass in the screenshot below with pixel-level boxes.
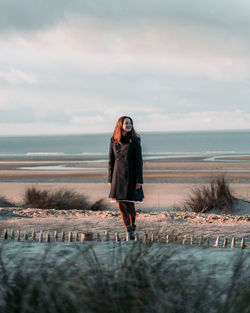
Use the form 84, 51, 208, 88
0, 243, 250, 313
185, 175, 234, 213
23, 186, 107, 211
0, 196, 16, 207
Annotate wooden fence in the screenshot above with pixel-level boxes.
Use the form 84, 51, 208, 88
0, 229, 248, 249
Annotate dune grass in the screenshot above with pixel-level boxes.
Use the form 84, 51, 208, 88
0, 196, 17, 207
23, 186, 107, 211
185, 175, 234, 213
0, 242, 249, 313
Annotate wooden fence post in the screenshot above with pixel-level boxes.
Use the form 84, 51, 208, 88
31, 230, 36, 241
3, 229, 7, 240
166, 234, 169, 244
24, 230, 28, 241
105, 231, 110, 241
190, 235, 194, 245
39, 231, 43, 243
10, 229, 14, 240
115, 232, 120, 242
199, 236, 203, 246
223, 237, 227, 248
61, 232, 65, 242
17, 229, 20, 241
54, 231, 58, 242
241, 237, 246, 249
96, 233, 101, 241
230, 236, 235, 248
182, 235, 187, 245
68, 232, 73, 242
46, 232, 50, 243
143, 233, 148, 243
215, 236, 220, 247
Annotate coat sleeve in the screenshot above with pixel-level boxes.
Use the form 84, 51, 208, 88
135, 137, 143, 184
108, 139, 115, 183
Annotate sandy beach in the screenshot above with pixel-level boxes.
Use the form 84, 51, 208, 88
0, 156, 250, 247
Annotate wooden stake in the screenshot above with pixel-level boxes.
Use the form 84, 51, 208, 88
223, 237, 227, 248
24, 230, 28, 241
143, 233, 148, 243
135, 233, 139, 242
61, 232, 65, 242
241, 237, 246, 249
199, 236, 203, 246
215, 236, 220, 247
75, 231, 79, 242
10, 229, 14, 240
96, 233, 101, 241
17, 229, 20, 241
190, 235, 194, 245
81, 233, 93, 241
54, 231, 58, 242
3, 229, 7, 240
39, 231, 43, 242
126, 231, 131, 241
182, 235, 187, 245
166, 234, 169, 244
105, 231, 110, 241
68, 232, 73, 242
115, 232, 120, 242
230, 236, 235, 248
150, 234, 154, 243
31, 230, 36, 241
46, 232, 50, 243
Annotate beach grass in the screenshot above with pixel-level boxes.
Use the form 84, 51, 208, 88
0, 242, 250, 313
23, 186, 107, 211
184, 175, 234, 213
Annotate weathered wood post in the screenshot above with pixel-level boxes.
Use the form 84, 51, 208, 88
215, 236, 220, 247
182, 235, 187, 245
174, 236, 178, 242
54, 231, 58, 242
205, 238, 210, 247
3, 229, 7, 240
17, 229, 21, 241
230, 236, 235, 248
24, 230, 28, 241
10, 229, 15, 240
68, 232, 73, 242
39, 231, 43, 243
166, 234, 169, 244
190, 235, 194, 245
240, 237, 246, 249
126, 231, 131, 241
199, 236, 203, 246
105, 231, 110, 241
96, 233, 101, 241
150, 234, 154, 243
46, 232, 50, 243
143, 233, 148, 243
115, 232, 120, 242
223, 237, 227, 248
61, 232, 65, 242
135, 233, 139, 242
31, 230, 36, 241
75, 231, 79, 242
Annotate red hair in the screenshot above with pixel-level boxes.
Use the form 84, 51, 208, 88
111, 116, 139, 144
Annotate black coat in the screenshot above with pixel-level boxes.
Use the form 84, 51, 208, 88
108, 136, 144, 201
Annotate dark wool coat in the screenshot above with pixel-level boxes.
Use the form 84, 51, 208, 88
108, 136, 144, 201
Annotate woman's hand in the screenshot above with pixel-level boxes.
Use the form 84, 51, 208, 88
136, 183, 142, 190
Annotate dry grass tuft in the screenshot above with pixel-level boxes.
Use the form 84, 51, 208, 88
0, 196, 16, 207
185, 175, 234, 213
23, 186, 107, 211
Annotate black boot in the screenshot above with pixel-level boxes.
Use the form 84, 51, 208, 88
126, 225, 135, 240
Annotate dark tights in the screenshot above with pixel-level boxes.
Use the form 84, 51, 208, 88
117, 201, 136, 228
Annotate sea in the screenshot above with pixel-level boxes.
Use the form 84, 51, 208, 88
0, 130, 250, 162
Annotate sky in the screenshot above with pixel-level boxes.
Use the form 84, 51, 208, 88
0, 0, 250, 136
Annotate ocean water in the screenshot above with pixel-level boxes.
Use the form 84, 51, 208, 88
0, 130, 250, 161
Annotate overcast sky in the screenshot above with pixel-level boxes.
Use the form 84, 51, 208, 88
0, 0, 250, 135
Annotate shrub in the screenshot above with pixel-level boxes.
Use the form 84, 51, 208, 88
23, 186, 107, 211
0, 196, 16, 207
184, 175, 234, 213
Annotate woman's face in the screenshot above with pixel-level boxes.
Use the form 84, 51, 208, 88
122, 118, 133, 133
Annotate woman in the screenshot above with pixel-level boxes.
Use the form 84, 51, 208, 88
108, 116, 144, 239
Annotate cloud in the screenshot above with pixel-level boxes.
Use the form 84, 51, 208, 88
0, 68, 39, 85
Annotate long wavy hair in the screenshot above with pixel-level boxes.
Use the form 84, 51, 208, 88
111, 116, 139, 144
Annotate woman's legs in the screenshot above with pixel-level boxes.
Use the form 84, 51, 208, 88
117, 201, 136, 230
